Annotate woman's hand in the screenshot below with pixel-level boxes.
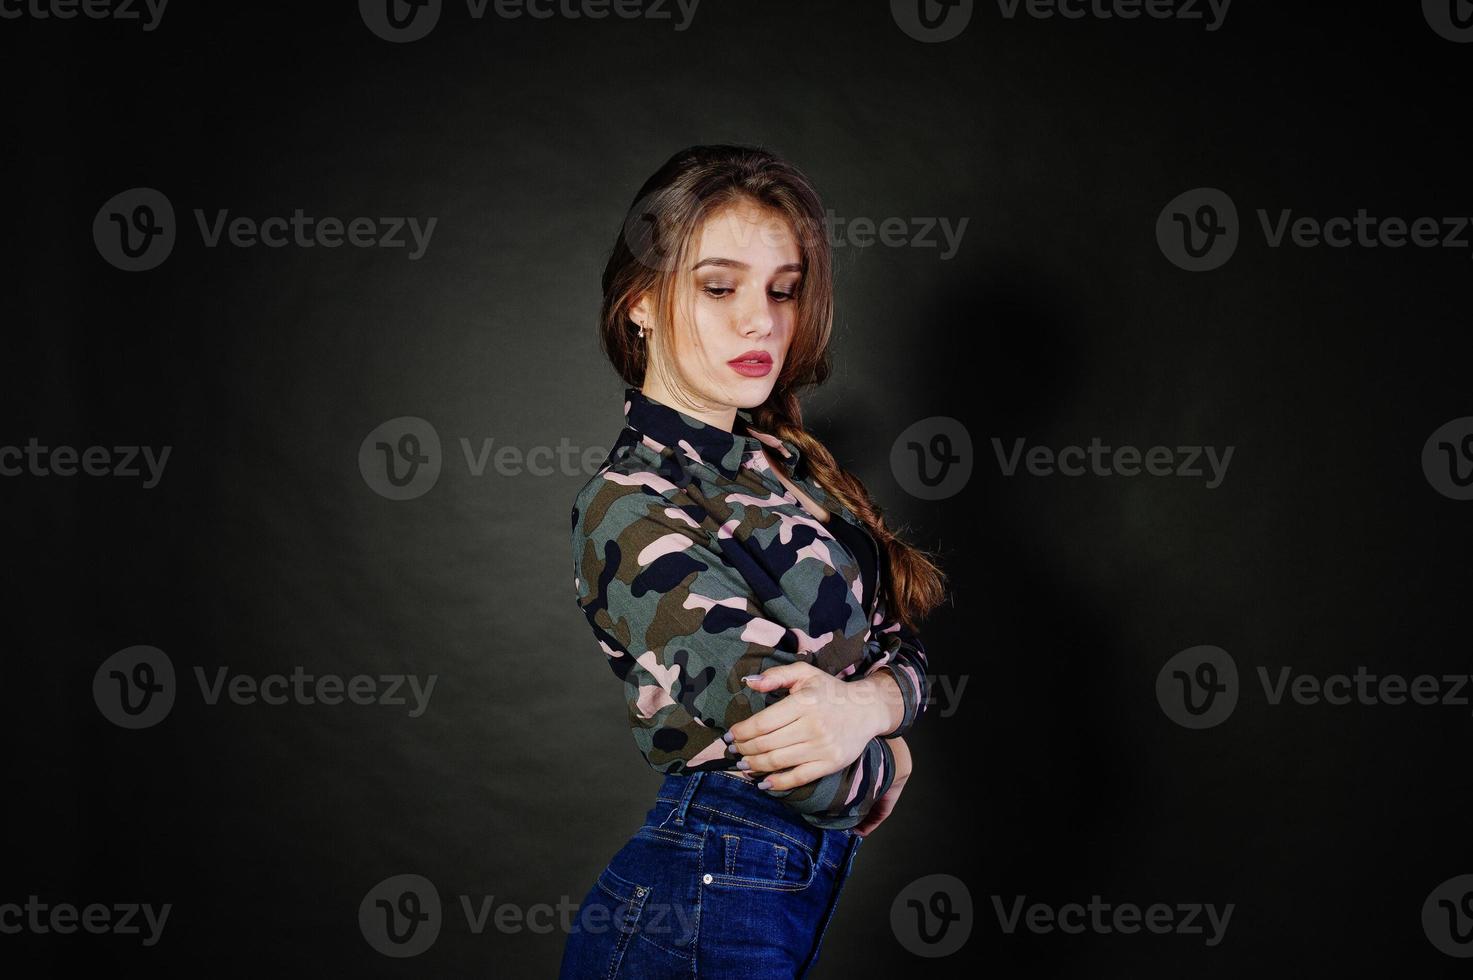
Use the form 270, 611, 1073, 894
851, 736, 911, 838
723, 662, 898, 790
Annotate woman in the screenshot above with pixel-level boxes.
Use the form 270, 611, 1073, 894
561, 144, 947, 978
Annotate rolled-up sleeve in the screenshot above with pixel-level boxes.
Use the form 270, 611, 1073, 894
858, 607, 930, 739
572, 483, 896, 831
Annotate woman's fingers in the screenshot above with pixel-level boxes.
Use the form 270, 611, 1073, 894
752, 759, 833, 792
851, 784, 903, 837
729, 716, 809, 757
739, 740, 820, 776
725, 686, 804, 744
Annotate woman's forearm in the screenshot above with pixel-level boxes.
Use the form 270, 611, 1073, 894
888, 734, 912, 782
849, 669, 907, 740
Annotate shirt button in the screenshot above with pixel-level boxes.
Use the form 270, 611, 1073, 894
702, 873, 713, 884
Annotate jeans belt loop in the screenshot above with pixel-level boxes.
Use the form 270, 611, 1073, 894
671, 770, 705, 826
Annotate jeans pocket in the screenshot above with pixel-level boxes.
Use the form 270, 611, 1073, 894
700, 818, 820, 892
561, 863, 651, 980
595, 829, 702, 972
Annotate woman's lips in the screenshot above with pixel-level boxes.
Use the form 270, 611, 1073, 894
728, 356, 772, 377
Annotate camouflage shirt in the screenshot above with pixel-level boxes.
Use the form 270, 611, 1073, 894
570, 386, 930, 831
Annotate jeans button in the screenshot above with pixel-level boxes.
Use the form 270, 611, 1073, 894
702, 873, 713, 884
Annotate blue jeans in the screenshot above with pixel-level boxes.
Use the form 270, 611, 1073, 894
558, 770, 866, 978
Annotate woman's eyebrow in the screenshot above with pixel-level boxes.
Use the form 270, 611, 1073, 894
691, 257, 803, 274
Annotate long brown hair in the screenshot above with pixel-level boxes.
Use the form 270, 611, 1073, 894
598, 143, 947, 632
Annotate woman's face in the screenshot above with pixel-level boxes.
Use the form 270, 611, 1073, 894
635, 199, 803, 426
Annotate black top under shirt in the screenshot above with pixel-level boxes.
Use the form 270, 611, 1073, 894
823, 512, 878, 616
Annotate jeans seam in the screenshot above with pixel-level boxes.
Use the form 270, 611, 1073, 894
798, 834, 861, 978
633, 931, 695, 963
692, 824, 706, 975
679, 802, 817, 856
636, 826, 703, 849
599, 875, 647, 979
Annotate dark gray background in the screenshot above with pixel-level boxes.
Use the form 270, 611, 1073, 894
3, 1, 1470, 975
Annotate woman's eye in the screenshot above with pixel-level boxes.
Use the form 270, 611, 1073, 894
700, 284, 798, 301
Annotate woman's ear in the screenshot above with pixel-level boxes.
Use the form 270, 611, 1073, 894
628, 291, 652, 330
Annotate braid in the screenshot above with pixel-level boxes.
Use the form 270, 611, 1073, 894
753, 393, 948, 632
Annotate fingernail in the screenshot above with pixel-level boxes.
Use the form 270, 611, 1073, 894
756, 779, 771, 789
721, 731, 734, 744
741, 674, 761, 684
735, 759, 750, 770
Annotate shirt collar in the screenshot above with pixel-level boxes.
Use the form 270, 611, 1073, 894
622, 385, 803, 481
